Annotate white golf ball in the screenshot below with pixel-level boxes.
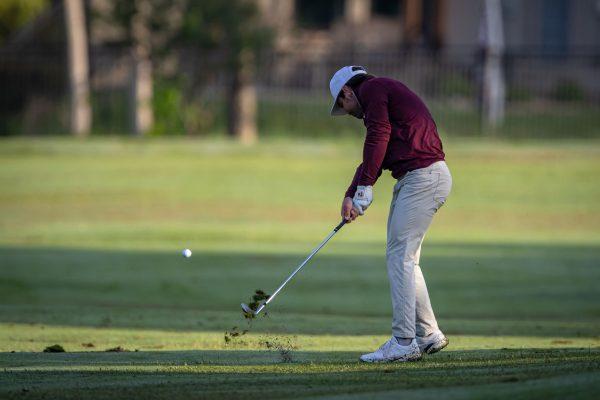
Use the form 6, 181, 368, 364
182, 248, 192, 258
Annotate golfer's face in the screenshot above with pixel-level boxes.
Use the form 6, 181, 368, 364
337, 88, 363, 119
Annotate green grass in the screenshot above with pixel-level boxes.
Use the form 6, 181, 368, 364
0, 137, 599, 399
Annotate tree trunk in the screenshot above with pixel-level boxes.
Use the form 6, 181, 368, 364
130, 0, 154, 136
227, 50, 257, 144
403, 0, 422, 47
130, 55, 153, 136
345, 0, 371, 25
63, 0, 91, 136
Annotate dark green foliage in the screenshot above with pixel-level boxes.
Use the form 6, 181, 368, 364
103, 0, 180, 49
178, 0, 274, 138
0, 0, 48, 44
552, 79, 586, 102
90, 90, 129, 135
150, 78, 224, 136
507, 86, 533, 102
179, 0, 272, 61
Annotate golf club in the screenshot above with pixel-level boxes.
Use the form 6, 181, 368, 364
241, 219, 347, 316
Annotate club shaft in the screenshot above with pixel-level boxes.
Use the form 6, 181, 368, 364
255, 220, 346, 314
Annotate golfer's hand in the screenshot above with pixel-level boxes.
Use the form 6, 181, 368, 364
352, 185, 373, 215
341, 197, 359, 222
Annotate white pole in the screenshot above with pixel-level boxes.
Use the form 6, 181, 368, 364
481, 0, 506, 130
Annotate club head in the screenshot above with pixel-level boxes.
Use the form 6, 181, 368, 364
241, 303, 254, 315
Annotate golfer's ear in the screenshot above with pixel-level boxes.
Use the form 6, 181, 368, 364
341, 85, 352, 97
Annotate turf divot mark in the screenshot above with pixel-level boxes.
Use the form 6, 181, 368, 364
105, 346, 130, 352
43, 344, 65, 353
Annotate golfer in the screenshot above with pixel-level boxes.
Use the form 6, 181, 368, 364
330, 66, 452, 362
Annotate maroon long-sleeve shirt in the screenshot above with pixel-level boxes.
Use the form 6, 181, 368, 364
344, 76, 445, 198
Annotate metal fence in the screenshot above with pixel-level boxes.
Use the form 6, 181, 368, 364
1, 47, 599, 138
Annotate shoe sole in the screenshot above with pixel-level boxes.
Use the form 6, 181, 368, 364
359, 352, 422, 363
421, 336, 449, 355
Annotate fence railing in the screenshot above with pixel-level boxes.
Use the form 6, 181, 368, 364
1, 47, 598, 138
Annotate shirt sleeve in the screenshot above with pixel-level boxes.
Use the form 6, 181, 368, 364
344, 163, 363, 198
344, 162, 383, 199
357, 80, 391, 186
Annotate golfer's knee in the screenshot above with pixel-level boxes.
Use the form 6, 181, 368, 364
386, 235, 407, 257
387, 235, 420, 260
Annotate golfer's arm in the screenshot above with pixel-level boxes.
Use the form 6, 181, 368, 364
344, 160, 383, 200
343, 125, 388, 199
358, 91, 391, 187
344, 164, 363, 199
358, 130, 388, 187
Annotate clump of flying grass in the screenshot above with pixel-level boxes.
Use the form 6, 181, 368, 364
225, 289, 271, 345
242, 289, 270, 320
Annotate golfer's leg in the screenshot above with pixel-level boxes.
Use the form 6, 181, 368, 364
387, 180, 401, 231
415, 162, 452, 336
414, 242, 439, 336
387, 180, 435, 338
386, 180, 409, 336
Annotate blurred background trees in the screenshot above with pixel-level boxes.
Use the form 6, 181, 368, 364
178, 0, 272, 143
99, 0, 272, 141
0, 0, 598, 139
104, 0, 186, 136
0, 0, 49, 45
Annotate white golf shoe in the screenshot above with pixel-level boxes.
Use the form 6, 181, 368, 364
416, 330, 449, 354
359, 337, 422, 363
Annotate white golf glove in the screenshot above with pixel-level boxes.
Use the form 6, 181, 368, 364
352, 185, 373, 215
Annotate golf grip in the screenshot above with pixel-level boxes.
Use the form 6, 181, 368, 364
259, 219, 347, 311
334, 219, 347, 231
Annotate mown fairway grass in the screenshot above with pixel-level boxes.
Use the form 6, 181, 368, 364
0, 137, 599, 399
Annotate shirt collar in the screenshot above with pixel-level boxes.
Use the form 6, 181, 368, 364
353, 75, 375, 104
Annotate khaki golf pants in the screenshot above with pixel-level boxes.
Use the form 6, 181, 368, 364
387, 161, 452, 338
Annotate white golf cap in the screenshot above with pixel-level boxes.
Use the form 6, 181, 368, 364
329, 65, 367, 116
